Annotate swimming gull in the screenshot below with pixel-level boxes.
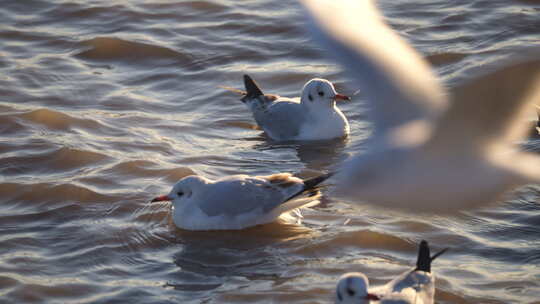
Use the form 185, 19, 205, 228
335, 240, 447, 304
151, 172, 333, 230
225, 75, 351, 141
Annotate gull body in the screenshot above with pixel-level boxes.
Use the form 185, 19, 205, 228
239, 75, 350, 141
335, 240, 447, 304
301, 0, 540, 212
151, 172, 332, 231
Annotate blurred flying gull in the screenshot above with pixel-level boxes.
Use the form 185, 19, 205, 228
300, 0, 540, 212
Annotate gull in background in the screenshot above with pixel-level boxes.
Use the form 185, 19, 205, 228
151, 172, 332, 230
335, 240, 448, 304
300, 0, 540, 212
223, 75, 351, 141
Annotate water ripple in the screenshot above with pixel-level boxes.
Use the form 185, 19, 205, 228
0, 0, 539, 302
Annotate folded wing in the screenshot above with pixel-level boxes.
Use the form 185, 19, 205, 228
196, 173, 331, 217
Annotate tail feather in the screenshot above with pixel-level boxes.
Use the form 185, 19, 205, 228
277, 190, 322, 215
243, 74, 264, 98
415, 240, 448, 273
274, 172, 335, 220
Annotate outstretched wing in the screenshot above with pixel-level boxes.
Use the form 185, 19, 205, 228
300, 0, 448, 139
425, 57, 540, 153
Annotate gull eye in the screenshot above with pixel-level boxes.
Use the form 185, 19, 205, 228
308, 94, 313, 101
177, 191, 184, 196
318, 91, 324, 96
346, 287, 355, 296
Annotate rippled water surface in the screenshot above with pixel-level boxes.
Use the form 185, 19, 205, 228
1, 0, 540, 303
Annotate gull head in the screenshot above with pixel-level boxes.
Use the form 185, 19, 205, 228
301, 78, 350, 109
150, 175, 207, 206
335, 273, 378, 303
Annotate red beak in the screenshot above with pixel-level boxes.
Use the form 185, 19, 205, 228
151, 195, 171, 203
365, 293, 380, 301
335, 93, 351, 101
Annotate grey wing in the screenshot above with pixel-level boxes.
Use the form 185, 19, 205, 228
196, 176, 301, 217
255, 101, 306, 139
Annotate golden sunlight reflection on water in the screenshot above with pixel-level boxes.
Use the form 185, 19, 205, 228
0, 0, 539, 303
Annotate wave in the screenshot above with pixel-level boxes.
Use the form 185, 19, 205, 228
0, 182, 113, 205
0, 146, 109, 176
75, 37, 191, 63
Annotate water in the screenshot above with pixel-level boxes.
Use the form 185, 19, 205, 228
1, 0, 540, 303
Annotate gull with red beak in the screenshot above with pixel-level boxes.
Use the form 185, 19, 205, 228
335, 240, 448, 304
224, 75, 351, 141
151, 172, 333, 231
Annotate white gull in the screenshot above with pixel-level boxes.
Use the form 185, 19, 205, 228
151, 172, 332, 231
300, 0, 540, 212
335, 240, 447, 304
226, 75, 351, 141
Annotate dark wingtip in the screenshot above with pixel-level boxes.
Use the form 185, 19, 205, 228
284, 171, 335, 202
416, 240, 432, 272
431, 247, 449, 263
302, 171, 335, 191
243, 74, 264, 98
415, 240, 448, 273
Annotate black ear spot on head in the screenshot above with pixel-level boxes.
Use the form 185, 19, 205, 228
308, 94, 313, 101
